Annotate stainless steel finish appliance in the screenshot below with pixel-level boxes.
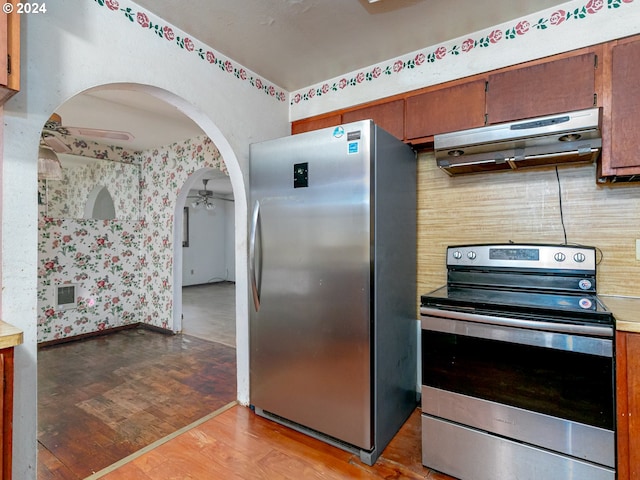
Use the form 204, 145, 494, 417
249, 120, 417, 466
420, 244, 615, 480
434, 108, 602, 175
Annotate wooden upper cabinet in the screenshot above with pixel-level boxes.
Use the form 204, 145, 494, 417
606, 38, 640, 173
0, 4, 20, 104
291, 113, 342, 135
0, 10, 7, 88
486, 53, 596, 125
405, 80, 486, 140
342, 99, 404, 140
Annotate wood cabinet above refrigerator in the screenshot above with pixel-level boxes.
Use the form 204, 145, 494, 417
405, 80, 486, 142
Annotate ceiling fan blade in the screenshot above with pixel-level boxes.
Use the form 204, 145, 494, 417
43, 135, 72, 153
64, 126, 135, 142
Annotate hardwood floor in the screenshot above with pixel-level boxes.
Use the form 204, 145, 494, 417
37, 328, 237, 480
96, 405, 454, 480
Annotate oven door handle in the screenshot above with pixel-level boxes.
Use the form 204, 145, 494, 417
420, 307, 613, 357
420, 306, 613, 337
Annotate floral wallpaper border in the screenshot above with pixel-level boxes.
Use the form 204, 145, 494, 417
91, 0, 636, 108
292, 0, 635, 105
91, 0, 287, 103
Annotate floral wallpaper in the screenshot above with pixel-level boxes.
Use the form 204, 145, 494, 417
37, 217, 143, 341
138, 135, 227, 330
39, 159, 140, 220
37, 134, 227, 343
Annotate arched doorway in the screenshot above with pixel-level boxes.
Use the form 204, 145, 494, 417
176, 168, 236, 347
34, 84, 248, 477
36, 83, 249, 401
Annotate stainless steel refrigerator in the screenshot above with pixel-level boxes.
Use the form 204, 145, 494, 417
249, 120, 417, 465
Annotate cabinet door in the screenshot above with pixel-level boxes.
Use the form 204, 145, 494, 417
0, 3, 19, 104
291, 113, 342, 135
0, 348, 15, 480
405, 80, 486, 140
608, 39, 640, 171
486, 53, 596, 124
342, 99, 404, 140
617, 331, 640, 480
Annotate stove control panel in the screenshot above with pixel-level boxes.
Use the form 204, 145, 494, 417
447, 244, 596, 272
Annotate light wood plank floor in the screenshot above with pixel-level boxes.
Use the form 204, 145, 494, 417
96, 404, 454, 480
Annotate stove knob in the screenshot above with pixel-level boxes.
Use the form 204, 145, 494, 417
579, 298, 593, 309
452, 250, 462, 260
467, 251, 477, 260
574, 252, 586, 263
579, 279, 593, 290
554, 252, 566, 262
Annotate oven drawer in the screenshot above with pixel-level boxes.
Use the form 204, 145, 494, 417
421, 413, 615, 480
421, 386, 615, 468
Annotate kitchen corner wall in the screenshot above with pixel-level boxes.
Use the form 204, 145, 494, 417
417, 152, 640, 301
36, 135, 227, 343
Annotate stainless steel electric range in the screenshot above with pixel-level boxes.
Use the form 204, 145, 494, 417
420, 244, 615, 480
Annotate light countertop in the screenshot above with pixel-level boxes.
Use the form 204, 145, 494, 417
0, 320, 23, 349
599, 295, 640, 333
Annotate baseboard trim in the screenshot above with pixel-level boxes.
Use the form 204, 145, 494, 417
140, 323, 176, 335
37, 322, 176, 349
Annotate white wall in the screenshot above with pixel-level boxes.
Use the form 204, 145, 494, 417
182, 199, 235, 286
225, 200, 236, 282
3, 1, 288, 477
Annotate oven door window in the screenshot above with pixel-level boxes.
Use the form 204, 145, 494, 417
422, 330, 613, 430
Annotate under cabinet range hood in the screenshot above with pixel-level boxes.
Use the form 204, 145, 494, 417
434, 108, 602, 176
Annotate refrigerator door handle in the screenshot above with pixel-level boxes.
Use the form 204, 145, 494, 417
249, 200, 261, 311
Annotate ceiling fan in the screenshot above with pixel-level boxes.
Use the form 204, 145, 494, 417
41, 113, 135, 154
188, 178, 233, 210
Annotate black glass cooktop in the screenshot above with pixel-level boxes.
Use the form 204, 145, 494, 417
421, 285, 614, 326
